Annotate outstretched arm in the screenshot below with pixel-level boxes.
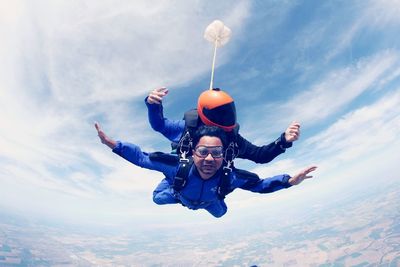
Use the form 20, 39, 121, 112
232, 165, 317, 193
236, 121, 301, 164
145, 87, 185, 143
94, 122, 178, 176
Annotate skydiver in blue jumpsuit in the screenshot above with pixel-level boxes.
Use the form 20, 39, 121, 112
95, 123, 317, 218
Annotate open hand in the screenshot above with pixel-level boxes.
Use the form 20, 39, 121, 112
285, 121, 300, 142
147, 87, 169, 104
288, 166, 317, 185
95, 122, 117, 149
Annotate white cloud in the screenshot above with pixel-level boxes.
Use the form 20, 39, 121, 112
0, 0, 252, 225
326, 0, 400, 61
283, 50, 397, 123
12, 0, 250, 105
100, 161, 164, 195
245, 50, 399, 141
302, 89, 400, 165
376, 66, 400, 91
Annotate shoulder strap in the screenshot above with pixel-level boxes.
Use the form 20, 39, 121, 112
149, 152, 193, 192
223, 123, 241, 162
183, 109, 199, 128
173, 158, 193, 192
149, 152, 179, 165
217, 164, 233, 199
175, 109, 199, 158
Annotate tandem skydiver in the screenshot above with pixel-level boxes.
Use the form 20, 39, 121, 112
144, 87, 302, 209
145, 86, 301, 164
95, 122, 317, 218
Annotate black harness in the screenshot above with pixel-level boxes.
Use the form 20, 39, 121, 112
179, 109, 242, 197
174, 109, 240, 161
149, 151, 232, 199
152, 109, 242, 199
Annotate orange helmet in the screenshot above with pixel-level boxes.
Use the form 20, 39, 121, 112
197, 88, 236, 132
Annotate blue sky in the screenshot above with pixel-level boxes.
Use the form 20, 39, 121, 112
1, 0, 399, 232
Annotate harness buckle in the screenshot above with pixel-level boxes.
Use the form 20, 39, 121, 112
179, 151, 190, 163
179, 132, 193, 157
223, 162, 233, 174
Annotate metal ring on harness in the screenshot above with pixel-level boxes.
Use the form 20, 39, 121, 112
180, 151, 190, 163
222, 142, 237, 175
178, 132, 192, 160
224, 142, 238, 166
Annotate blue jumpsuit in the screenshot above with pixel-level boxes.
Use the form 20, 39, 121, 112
113, 141, 292, 218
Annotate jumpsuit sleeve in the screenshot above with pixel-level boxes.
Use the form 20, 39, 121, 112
145, 97, 186, 143
112, 141, 178, 178
236, 133, 293, 164
230, 169, 292, 193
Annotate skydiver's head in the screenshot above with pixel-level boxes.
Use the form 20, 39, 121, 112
197, 88, 237, 132
192, 126, 226, 180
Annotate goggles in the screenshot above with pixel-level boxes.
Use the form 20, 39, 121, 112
194, 146, 224, 159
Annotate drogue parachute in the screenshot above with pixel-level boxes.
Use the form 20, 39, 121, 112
204, 20, 231, 90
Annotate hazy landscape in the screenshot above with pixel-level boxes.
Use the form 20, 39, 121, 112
1, 181, 399, 266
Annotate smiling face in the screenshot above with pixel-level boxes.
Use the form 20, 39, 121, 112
192, 136, 224, 180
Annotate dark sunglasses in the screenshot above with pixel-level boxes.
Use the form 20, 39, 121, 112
193, 146, 224, 158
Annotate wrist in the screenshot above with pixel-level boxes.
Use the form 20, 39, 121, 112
107, 141, 116, 149
275, 133, 292, 150
283, 174, 293, 186
145, 96, 153, 104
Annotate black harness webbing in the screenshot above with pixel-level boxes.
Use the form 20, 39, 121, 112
217, 166, 232, 199
183, 109, 198, 128
159, 108, 245, 198
175, 109, 198, 157
176, 109, 241, 160
172, 157, 192, 191
172, 156, 234, 199
149, 152, 232, 199
149, 152, 179, 165
149, 154, 261, 199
